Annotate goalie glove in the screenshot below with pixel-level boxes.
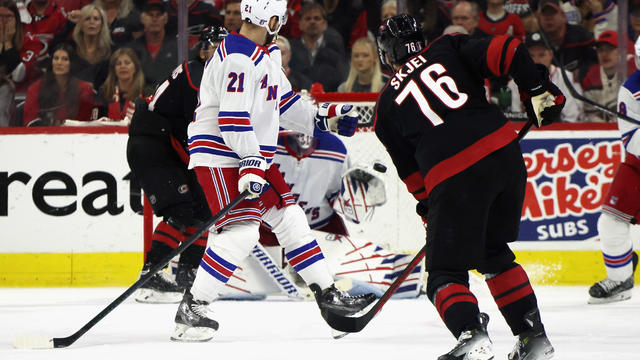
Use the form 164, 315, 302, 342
520, 64, 566, 127
238, 156, 266, 199
314, 103, 359, 137
335, 165, 387, 223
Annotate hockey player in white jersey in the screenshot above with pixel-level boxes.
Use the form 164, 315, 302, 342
588, 36, 640, 304
171, 0, 374, 342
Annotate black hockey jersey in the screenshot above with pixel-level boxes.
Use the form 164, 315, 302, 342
374, 34, 544, 201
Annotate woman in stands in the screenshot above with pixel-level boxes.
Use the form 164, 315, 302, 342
72, 3, 112, 90
94, 0, 143, 46
0, 0, 44, 94
23, 42, 95, 126
337, 37, 387, 93
95, 47, 144, 121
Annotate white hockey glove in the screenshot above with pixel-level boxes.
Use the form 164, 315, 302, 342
314, 103, 359, 137
335, 165, 387, 223
238, 156, 266, 199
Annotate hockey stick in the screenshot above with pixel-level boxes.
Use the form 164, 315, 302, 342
13, 190, 250, 349
321, 119, 535, 333
535, 30, 640, 126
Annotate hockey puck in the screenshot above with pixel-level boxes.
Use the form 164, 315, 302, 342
373, 162, 387, 173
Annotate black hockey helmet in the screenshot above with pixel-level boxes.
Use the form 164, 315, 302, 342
197, 26, 228, 51
376, 14, 425, 67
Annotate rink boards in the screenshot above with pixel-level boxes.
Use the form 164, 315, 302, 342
1, 124, 639, 287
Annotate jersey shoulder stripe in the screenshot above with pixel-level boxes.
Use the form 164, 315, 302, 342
220, 33, 267, 66
623, 70, 640, 96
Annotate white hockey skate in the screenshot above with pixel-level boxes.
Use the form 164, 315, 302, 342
438, 313, 494, 360
171, 292, 219, 342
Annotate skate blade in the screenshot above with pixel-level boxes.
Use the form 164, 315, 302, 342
331, 329, 348, 339
588, 290, 632, 304
134, 288, 183, 304
170, 323, 216, 342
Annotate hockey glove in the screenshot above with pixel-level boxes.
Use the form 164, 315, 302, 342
238, 156, 267, 199
521, 65, 566, 127
314, 103, 359, 137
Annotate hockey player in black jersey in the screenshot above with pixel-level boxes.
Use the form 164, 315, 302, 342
374, 15, 565, 360
127, 26, 228, 303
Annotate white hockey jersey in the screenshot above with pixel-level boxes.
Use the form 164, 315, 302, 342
274, 131, 350, 229
187, 33, 317, 169
617, 70, 640, 158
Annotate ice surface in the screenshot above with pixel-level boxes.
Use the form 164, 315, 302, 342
1, 285, 638, 360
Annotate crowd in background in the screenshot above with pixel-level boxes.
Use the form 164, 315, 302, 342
0, 0, 638, 126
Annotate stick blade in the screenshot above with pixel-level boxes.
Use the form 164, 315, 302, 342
12, 336, 54, 349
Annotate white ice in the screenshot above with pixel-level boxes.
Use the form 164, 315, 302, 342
1, 284, 639, 360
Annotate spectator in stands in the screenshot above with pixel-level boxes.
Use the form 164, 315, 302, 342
222, 0, 242, 32
25, 0, 80, 63
381, 0, 397, 23
23, 42, 95, 126
72, 3, 111, 89
95, 47, 144, 121
276, 35, 311, 91
279, 0, 302, 39
406, 0, 451, 42
582, 0, 617, 37
478, 0, 525, 39
56, 0, 90, 12
442, 24, 468, 35
128, 0, 178, 95
0, 70, 14, 126
0, 0, 45, 93
582, 30, 636, 122
451, 1, 489, 39
514, 31, 584, 122
631, 3, 640, 42
95, 0, 143, 47
322, 0, 382, 50
536, 0, 597, 82
289, 2, 347, 92
337, 37, 387, 93
166, 0, 222, 38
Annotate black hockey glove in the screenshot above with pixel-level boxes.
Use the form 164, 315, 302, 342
520, 64, 566, 127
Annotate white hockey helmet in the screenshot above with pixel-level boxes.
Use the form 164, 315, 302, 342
240, 0, 288, 35
335, 165, 387, 224
635, 35, 640, 70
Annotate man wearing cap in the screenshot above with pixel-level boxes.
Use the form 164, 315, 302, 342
581, 30, 637, 122
128, 0, 178, 95
522, 31, 584, 122
536, 0, 597, 83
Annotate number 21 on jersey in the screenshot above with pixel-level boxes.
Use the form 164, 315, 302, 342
394, 63, 468, 126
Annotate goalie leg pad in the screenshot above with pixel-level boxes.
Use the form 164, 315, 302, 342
190, 221, 259, 301
597, 213, 634, 281
263, 205, 333, 289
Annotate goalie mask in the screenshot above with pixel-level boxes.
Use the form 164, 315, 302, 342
336, 166, 387, 224
283, 132, 318, 158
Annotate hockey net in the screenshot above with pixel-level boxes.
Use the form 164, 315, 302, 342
143, 92, 424, 254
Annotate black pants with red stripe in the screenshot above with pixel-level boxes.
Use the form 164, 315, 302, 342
425, 140, 539, 337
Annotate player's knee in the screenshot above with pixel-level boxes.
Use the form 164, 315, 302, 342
598, 212, 630, 241
209, 221, 260, 262
269, 205, 312, 248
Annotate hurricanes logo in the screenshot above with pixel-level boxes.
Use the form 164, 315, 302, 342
178, 184, 189, 194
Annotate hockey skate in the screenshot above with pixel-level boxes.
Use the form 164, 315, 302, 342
171, 292, 219, 342
438, 313, 494, 360
588, 251, 638, 304
508, 309, 554, 360
309, 283, 376, 316
134, 263, 183, 304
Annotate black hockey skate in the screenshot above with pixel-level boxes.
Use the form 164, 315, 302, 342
438, 313, 494, 360
309, 283, 376, 316
588, 251, 638, 304
134, 262, 183, 304
508, 309, 554, 360
171, 291, 219, 342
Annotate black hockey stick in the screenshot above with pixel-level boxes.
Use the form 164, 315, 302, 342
13, 190, 250, 349
321, 119, 534, 333
535, 30, 640, 126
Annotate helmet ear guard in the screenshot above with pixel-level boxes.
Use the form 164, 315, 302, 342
376, 14, 425, 67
